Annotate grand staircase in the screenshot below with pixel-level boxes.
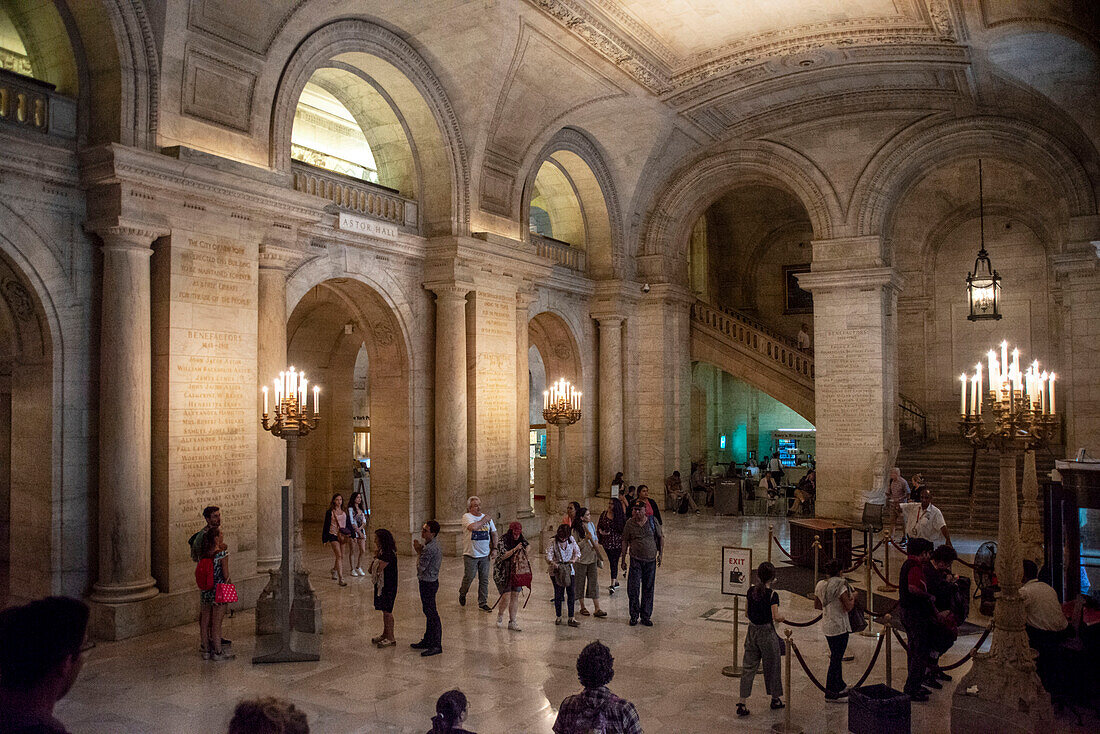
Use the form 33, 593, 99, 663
897, 436, 1060, 537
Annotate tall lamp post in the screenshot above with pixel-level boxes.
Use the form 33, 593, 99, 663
253, 366, 322, 663
542, 378, 581, 519
951, 344, 1055, 731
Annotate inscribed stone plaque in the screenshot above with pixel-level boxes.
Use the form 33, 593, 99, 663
467, 291, 517, 511
153, 232, 258, 592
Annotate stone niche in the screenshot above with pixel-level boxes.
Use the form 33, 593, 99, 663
151, 229, 259, 593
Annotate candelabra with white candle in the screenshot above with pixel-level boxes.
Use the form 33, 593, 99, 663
542, 378, 582, 516
952, 343, 1057, 728
254, 366, 322, 664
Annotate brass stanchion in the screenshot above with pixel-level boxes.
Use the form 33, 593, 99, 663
722, 596, 742, 678
768, 524, 774, 564
771, 628, 802, 734
805, 534, 821, 600
884, 614, 893, 690
861, 529, 878, 637
876, 530, 895, 592
831, 524, 838, 561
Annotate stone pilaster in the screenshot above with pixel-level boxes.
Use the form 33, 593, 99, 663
90, 227, 160, 604
429, 283, 471, 547
798, 264, 901, 523
255, 242, 299, 572
516, 291, 535, 519
594, 314, 625, 495
1053, 227, 1100, 455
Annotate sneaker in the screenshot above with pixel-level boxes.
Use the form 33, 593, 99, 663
496, 616, 503, 627
458, 594, 466, 607
567, 618, 580, 627
508, 621, 522, 632
356, 567, 365, 576
770, 698, 785, 710
736, 703, 750, 717
695, 509, 701, 514
479, 603, 492, 612
556, 617, 563, 625
935, 671, 952, 682
924, 678, 943, 690
350, 568, 360, 577
211, 650, 236, 661
629, 618, 638, 626
641, 619, 653, 627
607, 585, 616, 595
371, 635, 384, 644
612, 581, 620, 589
330, 569, 338, 580
338, 579, 347, 587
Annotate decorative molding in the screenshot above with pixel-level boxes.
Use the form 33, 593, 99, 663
181, 46, 255, 132
187, 0, 307, 56
1, 279, 34, 320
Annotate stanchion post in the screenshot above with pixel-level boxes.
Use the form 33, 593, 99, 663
861, 529, 877, 637
722, 596, 742, 678
831, 525, 838, 562
768, 524, 774, 564
771, 628, 802, 734
877, 530, 895, 592
806, 534, 820, 600
884, 614, 893, 689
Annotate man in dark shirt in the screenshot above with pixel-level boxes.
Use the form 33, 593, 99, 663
0, 596, 91, 734
923, 544, 964, 687
898, 537, 936, 701
621, 501, 663, 626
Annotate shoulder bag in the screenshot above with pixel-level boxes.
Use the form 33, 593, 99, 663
845, 581, 868, 633
549, 541, 572, 587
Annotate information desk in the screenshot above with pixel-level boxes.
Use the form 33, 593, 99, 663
788, 518, 853, 569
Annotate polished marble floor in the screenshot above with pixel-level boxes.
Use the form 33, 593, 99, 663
56, 512, 1092, 733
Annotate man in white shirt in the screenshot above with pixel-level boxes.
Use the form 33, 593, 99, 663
899, 488, 952, 547
797, 323, 812, 352
458, 495, 497, 612
1019, 560, 1068, 639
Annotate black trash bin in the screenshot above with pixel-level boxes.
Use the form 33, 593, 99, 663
848, 684, 910, 734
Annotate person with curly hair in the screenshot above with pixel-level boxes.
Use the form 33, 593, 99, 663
370, 528, 399, 647
553, 641, 641, 734
227, 696, 309, 734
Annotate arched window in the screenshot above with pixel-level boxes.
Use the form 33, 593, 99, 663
0, 9, 33, 78
529, 205, 553, 238
529, 157, 586, 248
292, 82, 380, 184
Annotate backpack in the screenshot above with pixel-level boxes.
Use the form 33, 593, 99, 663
195, 557, 215, 591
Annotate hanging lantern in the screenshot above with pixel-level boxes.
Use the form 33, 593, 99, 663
966, 159, 1002, 321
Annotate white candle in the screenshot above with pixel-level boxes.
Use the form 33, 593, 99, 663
313, 385, 320, 414
960, 374, 967, 416
275, 376, 282, 406
971, 376, 978, 417
301, 377, 308, 409
975, 363, 983, 396
987, 351, 998, 391
1001, 341, 1008, 377
1012, 348, 1020, 377
1049, 373, 1055, 414
262, 386, 268, 414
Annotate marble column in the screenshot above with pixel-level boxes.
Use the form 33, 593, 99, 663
255, 244, 296, 572
91, 227, 159, 604
432, 285, 469, 533
798, 263, 901, 523
596, 315, 624, 495
516, 293, 534, 518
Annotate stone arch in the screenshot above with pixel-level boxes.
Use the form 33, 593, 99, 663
853, 115, 1098, 245
270, 19, 469, 236
285, 262, 417, 541
528, 309, 586, 513
639, 141, 842, 284
519, 127, 625, 278
0, 202, 65, 603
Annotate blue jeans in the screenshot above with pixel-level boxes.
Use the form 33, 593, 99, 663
627, 558, 656, 622
460, 555, 490, 606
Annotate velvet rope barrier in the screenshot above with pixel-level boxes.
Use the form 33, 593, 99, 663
890, 624, 993, 672
856, 597, 899, 619
788, 632, 885, 697
772, 535, 818, 564
782, 614, 823, 628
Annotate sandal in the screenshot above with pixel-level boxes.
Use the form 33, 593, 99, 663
579, 608, 590, 616
736, 703, 749, 717
593, 609, 607, 618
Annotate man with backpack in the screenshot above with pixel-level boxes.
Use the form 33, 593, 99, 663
553, 641, 642, 734
188, 506, 230, 656
621, 501, 663, 627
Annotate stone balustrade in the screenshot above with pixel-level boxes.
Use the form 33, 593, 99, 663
292, 161, 418, 228
531, 233, 586, 272
0, 70, 76, 139
691, 300, 815, 379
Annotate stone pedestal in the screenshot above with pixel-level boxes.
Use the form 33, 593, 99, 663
431, 284, 470, 542
951, 449, 1052, 733
90, 228, 159, 605
1018, 449, 1043, 566
797, 265, 901, 523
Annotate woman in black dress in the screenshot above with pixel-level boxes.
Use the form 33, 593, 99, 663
370, 527, 398, 647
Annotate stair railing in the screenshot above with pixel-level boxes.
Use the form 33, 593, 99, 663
898, 393, 933, 446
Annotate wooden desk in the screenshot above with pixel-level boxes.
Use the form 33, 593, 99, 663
788, 519, 853, 569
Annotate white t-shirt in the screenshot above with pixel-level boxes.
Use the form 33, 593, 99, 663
1019, 579, 1068, 632
900, 502, 945, 543
815, 576, 852, 637
462, 512, 496, 558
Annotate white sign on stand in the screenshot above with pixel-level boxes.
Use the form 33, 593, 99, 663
722, 546, 752, 596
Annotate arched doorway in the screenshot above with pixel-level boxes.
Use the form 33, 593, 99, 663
286, 278, 413, 545
0, 251, 53, 605
527, 311, 586, 518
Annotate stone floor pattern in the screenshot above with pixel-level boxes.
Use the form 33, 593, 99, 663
56, 513, 1095, 733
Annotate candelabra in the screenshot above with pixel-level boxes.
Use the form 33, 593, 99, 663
254, 367, 322, 664
542, 378, 581, 517
951, 342, 1053, 732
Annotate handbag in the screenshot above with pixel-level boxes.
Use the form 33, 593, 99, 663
846, 582, 868, 633
214, 582, 238, 604
549, 541, 572, 587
